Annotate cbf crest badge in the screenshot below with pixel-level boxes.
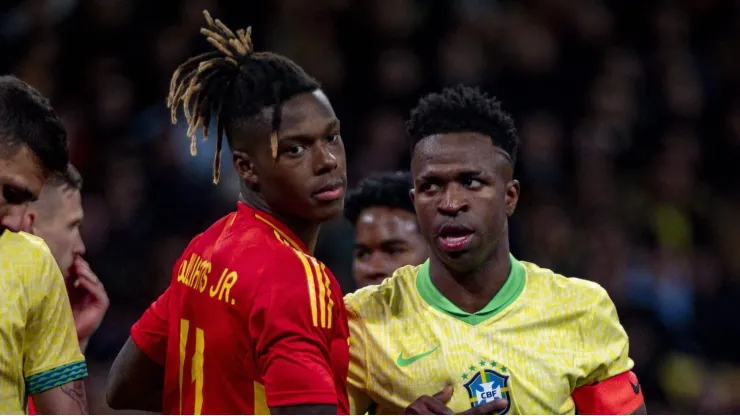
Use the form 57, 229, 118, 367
461, 361, 512, 414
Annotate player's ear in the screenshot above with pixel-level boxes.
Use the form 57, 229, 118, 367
409, 188, 416, 204
232, 150, 260, 189
505, 179, 519, 216
21, 209, 35, 233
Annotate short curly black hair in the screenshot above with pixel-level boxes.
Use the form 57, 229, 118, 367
344, 171, 415, 226
406, 84, 519, 164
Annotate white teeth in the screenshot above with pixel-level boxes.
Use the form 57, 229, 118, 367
442, 236, 469, 244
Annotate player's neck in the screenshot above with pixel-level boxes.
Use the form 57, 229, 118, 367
429, 239, 511, 314
239, 190, 321, 254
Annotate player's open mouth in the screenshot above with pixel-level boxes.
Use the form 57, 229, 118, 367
435, 224, 474, 252
312, 182, 345, 202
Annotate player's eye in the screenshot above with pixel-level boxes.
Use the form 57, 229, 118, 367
463, 178, 483, 189
286, 144, 307, 156
387, 247, 406, 257
419, 182, 440, 193
326, 133, 341, 143
355, 250, 370, 261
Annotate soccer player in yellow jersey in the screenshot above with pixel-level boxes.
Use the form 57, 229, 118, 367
0, 75, 89, 414
344, 85, 646, 415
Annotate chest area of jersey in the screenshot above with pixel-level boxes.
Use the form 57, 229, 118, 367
367, 319, 578, 414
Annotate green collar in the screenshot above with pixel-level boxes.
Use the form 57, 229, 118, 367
416, 253, 526, 325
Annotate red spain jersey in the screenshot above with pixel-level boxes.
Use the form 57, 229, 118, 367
131, 202, 350, 414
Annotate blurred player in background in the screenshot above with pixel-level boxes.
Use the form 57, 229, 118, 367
0, 75, 89, 414
22, 164, 108, 414
23, 164, 109, 353
345, 85, 646, 415
106, 11, 350, 415
344, 171, 427, 288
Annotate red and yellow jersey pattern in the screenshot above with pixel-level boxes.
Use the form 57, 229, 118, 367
131, 203, 350, 415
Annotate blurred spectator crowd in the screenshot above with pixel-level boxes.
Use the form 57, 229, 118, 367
2, 0, 740, 413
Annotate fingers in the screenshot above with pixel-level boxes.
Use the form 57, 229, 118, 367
433, 385, 454, 403
74, 257, 99, 284
459, 399, 508, 415
70, 257, 109, 309
73, 276, 109, 306
404, 395, 454, 415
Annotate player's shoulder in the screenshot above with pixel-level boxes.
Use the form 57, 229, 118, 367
0, 230, 49, 253
520, 260, 612, 310
344, 263, 421, 319
0, 231, 54, 266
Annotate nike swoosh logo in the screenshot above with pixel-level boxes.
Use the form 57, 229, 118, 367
396, 346, 439, 367
630, 381, 640, 394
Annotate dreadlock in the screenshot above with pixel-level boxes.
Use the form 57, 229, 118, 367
167, 10, 320, 184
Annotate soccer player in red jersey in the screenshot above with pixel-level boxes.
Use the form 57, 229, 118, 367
106, 11, 350, 415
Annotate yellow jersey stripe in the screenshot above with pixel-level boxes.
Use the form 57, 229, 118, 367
322, 264, 334, 329
311, 258, 327, 328
254, 381, 270, 414
294, 251, 319, 327
179, 319, 189, 415
256, 214, 303, 252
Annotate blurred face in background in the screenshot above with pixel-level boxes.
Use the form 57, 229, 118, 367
353, 206, 427, 288
0, 145, 47, 234
24, 184, 85, 279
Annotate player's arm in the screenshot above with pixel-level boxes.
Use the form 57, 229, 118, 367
25, 249, 89, 414
32, 380, 88, 414
106, 287, 170, 412
253, 251, 342, 414
344, 294, 373, 415
572, 288, 646, 415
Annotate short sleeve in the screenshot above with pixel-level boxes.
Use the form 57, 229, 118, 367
24, 249, 87, 395
251, 249, 338, 408
345, 294, 373, 415
131, 286, 171, 366
573, 288, 643, 414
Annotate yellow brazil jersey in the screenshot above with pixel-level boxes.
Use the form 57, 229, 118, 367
0, 231, 87, 414
345, 254, 633, 415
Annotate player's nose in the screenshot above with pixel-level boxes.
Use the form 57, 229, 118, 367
0, 205, 28, 233
74, 234, 86, 256
438, 187, 468, 215
313, 141, 339, 175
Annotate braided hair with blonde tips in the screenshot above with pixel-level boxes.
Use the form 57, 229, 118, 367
167, 10, 320, 184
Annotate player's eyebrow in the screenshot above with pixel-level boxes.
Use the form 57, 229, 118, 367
280, 119, 340, 143
3, 183, 38, 203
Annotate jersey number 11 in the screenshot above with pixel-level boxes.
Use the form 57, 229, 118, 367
179, 318, 205, 415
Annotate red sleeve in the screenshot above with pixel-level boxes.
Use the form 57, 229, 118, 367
251, 249, 338, 409
131, 286, 171, 366
572, 371, 644, 415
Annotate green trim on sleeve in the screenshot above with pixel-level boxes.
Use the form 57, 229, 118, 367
26, 360, 88, 395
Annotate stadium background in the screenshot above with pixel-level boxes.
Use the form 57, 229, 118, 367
2, 0, 740, 413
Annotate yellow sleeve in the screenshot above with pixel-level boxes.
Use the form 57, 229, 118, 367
24, 247, 87, 395
345, 294, 373, 415
575, 287, 633, 388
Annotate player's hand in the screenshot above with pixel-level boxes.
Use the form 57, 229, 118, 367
404, 386, 508, 415
69, 256, 109, 352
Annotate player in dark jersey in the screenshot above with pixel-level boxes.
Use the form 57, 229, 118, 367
106, 11, 349, 415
